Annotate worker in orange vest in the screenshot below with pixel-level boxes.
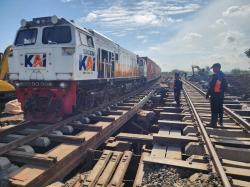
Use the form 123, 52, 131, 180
206, 63, 228, 127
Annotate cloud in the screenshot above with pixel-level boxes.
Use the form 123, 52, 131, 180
82, 5, 164, 28
77, 0, 202, 31
136, 35, 146, 39
61, 0, 73, 3
218, 31, 244, 50
134, 50, 144, 55
163, 3, 201, 15
85, 12, 97, 22
183, 32, 203, 41
74, 0, 249, 71
223, 4, 250, 17
144, 1, 250, 71
150, 31, 160, 34
149, 46, 160, 51
136, 35, 148, 43
221, 31, 241, 43
108, 31, 127, 37
142, 39, 147, 44
135, 1, 201, 15
75, 0, 205, 45
215, 18, 226, 25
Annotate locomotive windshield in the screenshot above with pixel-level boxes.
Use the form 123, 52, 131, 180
42, 26, 71, 44
15, 28, 37, 46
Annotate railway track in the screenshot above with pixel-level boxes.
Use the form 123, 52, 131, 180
1, 79, 250, 187
54, 80, 250, 187
0, 82, 158, 187
183, 81, 250, 187
142, 80, 250, 187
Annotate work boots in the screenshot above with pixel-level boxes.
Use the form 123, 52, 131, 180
209, 113, 218, 128
218, 113, 223, 126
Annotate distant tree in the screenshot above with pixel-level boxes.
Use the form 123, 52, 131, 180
171, 69, 186, 75
231, 68, 249, 75
245, 48, 250, 58
171, 69, 180, 73
244, 49, 250, 69
231, 69, 241, 75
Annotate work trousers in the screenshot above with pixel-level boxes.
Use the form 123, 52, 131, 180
174, 91, 181, 107
210, 93, 224, 127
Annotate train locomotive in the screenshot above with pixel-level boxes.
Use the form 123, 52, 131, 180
8, 16, 161, 122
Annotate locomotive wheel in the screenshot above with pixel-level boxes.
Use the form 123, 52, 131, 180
103, 93, 109, 104
76, 91, 85, 111
85, 93, 95, 108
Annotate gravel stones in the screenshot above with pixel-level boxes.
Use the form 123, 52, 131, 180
0, 157, 11, 171
141, 163, 223, 187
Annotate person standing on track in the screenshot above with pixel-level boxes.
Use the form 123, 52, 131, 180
206, 63, 228, 127
174, 73, 183, 107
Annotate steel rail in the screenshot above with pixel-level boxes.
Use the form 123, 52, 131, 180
9, 87, 156, 187
0, 121, 31, 137
183, 86, 231, 187
0, 82, 157, 156
184, 80, 250, 132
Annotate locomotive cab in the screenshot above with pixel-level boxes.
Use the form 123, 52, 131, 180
9, 16, 96, 81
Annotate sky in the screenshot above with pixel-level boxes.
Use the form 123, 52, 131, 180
0, 0, 250, 72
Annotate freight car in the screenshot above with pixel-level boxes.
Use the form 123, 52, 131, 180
8, 16, 161, 122
141, 57, 161, 82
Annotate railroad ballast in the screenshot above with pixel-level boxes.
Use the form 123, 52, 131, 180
8, 16, 161, 122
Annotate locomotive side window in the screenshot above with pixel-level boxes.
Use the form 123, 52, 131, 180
97, 48, 101, 78
101, 49, 108, 78
42, 26, 71, 44
111, 52, 115, 77
79, 33, 87, 46
98, 49, 108, 78
87, 36, 94, 48
107, 51, 111, 78
115, 53, 118, 62
15, 28, 37, 46
114, 53, 119, 77
79, 33, 94, 48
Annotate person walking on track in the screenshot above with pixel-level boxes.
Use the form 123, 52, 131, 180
174, 73, 183, 107
206, 63, 228, 127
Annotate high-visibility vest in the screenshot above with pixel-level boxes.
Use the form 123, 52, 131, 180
214, 80, 221, 93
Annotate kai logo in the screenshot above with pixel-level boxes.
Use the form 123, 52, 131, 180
25, 54, 46, 68
79, 55, 95, 71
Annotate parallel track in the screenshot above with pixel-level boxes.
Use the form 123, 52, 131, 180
185, 80, 250, 131
90, 80, 250, 187
184, 82, 230, 187
183, 80, 250, 186
2, 79, 250, 187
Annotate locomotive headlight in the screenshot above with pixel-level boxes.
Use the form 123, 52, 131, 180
59, 82, 68, 88
8, 50, 13, 57
15, 82, 21, 87
36, 19, 41, 24
20, 19, 27, 27
51, 15, 58, 24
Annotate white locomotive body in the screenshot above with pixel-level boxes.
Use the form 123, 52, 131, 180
8, 16, 160, 122
9, 16, 140, 82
